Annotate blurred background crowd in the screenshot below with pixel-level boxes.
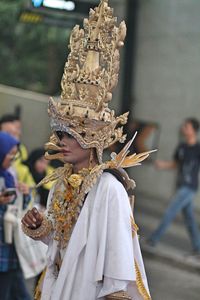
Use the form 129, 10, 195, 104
0, 0, 200, 299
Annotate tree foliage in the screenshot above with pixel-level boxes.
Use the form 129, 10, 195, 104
0, 0, 70, 94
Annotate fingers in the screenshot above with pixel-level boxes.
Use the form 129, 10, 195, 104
32, 207, 43, 224
17, 183, 30, 195
22, 208, 43, 229
21, 211, 36, 229
0, 195, 13, 205
24, 214, 37, 229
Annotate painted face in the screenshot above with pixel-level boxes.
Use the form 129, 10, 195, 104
2, 146, 18, 169
56, 131, 91, 165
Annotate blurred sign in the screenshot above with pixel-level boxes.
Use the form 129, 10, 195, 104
32, 0, 43, 7
19, 11, 43, 23
30, 0, 98, 14
19, 0, 100, 27
32, 0, 76, 11
19, 9, 80, 27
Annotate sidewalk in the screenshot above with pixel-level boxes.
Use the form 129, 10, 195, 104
134, 192, 200, 272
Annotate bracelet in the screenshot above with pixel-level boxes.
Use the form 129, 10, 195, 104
22, 217, 52, 240
106, 291, 132, 300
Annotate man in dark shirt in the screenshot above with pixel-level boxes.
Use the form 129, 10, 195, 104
149, 118, 200, 253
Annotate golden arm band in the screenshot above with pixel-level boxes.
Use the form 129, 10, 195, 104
106, 291, 132, 300
22, 217, 53, 240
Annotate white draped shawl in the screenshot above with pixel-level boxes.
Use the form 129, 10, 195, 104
41, 172, 151, 300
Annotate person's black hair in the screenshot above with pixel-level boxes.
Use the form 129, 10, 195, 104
25, 148, 45, 169
185, 118, 200, 132
0, 114, 20, 126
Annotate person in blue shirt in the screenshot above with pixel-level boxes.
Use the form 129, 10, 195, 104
149, 118, 200, 254
0, 132, 31, 300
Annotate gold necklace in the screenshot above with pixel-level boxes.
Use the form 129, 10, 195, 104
47, 167, 93, 248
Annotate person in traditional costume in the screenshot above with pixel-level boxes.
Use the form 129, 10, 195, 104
21, 1, 154, 299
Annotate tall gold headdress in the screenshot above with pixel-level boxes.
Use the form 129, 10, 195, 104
49, 0, 128, 162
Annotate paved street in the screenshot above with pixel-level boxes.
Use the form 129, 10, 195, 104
135, 191, 200, 300
144, 255, 200, 300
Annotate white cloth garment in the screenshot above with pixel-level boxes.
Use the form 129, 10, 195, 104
41, 172, 151, 300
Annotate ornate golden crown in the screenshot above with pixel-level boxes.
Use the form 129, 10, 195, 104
49, 0, 128, 162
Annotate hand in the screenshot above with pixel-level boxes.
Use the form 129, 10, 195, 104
17, 182, 30, 195
21, 207, 43, 229
155, 160, 166, 169
0, 193, 14, 205
154, 159, 177, 170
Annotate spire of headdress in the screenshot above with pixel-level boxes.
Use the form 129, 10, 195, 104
48, 0, 128, 162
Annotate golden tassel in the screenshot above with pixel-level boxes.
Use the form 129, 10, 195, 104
34, 269, 46, 300
134, 260, 151, 300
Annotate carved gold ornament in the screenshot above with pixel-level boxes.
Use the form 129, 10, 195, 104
48, 0, 128, 163
22, 216, 52, 240
67, 174, 83, 188
106, 291, 132, 300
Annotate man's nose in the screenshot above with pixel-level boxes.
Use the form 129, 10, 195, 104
60, 140, 65, 146
60, 140, 69, 148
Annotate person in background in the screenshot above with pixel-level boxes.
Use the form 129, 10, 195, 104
26, 148, 54, 210
0, 131, 31, 300
0, 114, 35, 187
0, 114, 27, 159
148, 118, 200, 254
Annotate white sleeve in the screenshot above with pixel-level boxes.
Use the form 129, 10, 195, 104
95, 175, 135, 297
95, 174, 150, 300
